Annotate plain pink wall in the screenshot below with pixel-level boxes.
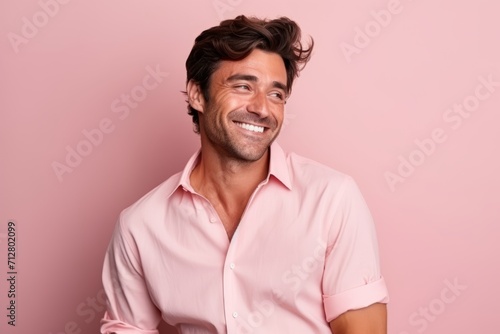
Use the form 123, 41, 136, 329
1, 0, 499, 333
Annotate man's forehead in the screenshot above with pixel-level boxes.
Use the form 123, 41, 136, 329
216, 51, 287, 83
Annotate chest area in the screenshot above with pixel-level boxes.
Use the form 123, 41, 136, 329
137, 188, 336, 329
150, 212, 326, 309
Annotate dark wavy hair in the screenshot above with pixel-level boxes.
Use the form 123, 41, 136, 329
184, 15, 314, 133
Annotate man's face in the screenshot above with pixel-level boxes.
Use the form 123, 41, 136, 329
197, 49, 288, 162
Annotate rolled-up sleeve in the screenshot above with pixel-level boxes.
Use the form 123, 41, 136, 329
100, 212, 161, 334
322, 177, 389, 322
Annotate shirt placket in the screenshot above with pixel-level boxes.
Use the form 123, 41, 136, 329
195, 196, 240, 333
223, 182, 267, 333
223, 229, 240, 333
200, 202, 242, 333
197, 182, 267, 333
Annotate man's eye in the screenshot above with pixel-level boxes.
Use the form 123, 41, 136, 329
235, 85, 250, 90
270, 92, 284, 100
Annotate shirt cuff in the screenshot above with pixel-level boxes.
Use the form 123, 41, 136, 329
100, 312, 160, 334
323, 277, 389, 322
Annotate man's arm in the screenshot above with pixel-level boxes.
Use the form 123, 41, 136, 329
100, 213, 162, 334
329, 302, 387, 334
321, 177, 389, 330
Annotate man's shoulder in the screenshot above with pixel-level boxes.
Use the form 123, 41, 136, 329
286, 150, 352, 186
284, 151, 367, 211
119, 171, 183, 226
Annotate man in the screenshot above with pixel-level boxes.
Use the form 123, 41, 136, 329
101, 15, 388, 334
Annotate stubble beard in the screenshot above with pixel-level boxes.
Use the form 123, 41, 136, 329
201, 109, 281, 163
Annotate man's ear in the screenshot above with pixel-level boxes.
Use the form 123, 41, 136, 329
186, 80, 205, 113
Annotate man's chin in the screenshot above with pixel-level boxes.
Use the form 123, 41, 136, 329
228, 144, 271, 163
239, 135, 279, 161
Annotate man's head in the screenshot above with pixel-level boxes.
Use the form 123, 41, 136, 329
185, 15, 313, 134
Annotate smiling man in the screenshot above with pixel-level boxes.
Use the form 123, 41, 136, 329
101, 15, 388, 334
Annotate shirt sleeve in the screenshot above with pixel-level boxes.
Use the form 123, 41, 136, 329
100, 212, 162, 334
322, 177, 389, 322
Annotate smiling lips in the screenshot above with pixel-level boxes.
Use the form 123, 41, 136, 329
235, 121, 265, 133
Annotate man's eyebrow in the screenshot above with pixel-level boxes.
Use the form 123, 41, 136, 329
226, 74, 288, 92
227, 74, 258, 83
272, 81, 288, 93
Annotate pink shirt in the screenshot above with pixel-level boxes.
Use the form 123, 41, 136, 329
101, 142, 389, 334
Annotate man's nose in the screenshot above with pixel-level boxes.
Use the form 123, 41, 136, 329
246, 91, 270, 117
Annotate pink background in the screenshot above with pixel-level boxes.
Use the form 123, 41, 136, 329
1, 0, 499, 333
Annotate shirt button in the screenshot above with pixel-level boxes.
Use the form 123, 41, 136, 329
232, 311, 238, 318
209, 217, 217, 223
229, 263, 235, 270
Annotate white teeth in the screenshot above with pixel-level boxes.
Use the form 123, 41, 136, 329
236, 122, 264, 133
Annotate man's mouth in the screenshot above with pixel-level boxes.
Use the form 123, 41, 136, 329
234, 121, 265, 133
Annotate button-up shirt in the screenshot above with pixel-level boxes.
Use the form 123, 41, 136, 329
100, 142, 389, 333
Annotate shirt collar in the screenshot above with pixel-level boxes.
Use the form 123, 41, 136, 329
266, 141, 292, 190
169, 141, 292, 198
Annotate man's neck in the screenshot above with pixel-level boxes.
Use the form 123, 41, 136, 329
190, 144, 270, 207
189, 143, 270, 240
